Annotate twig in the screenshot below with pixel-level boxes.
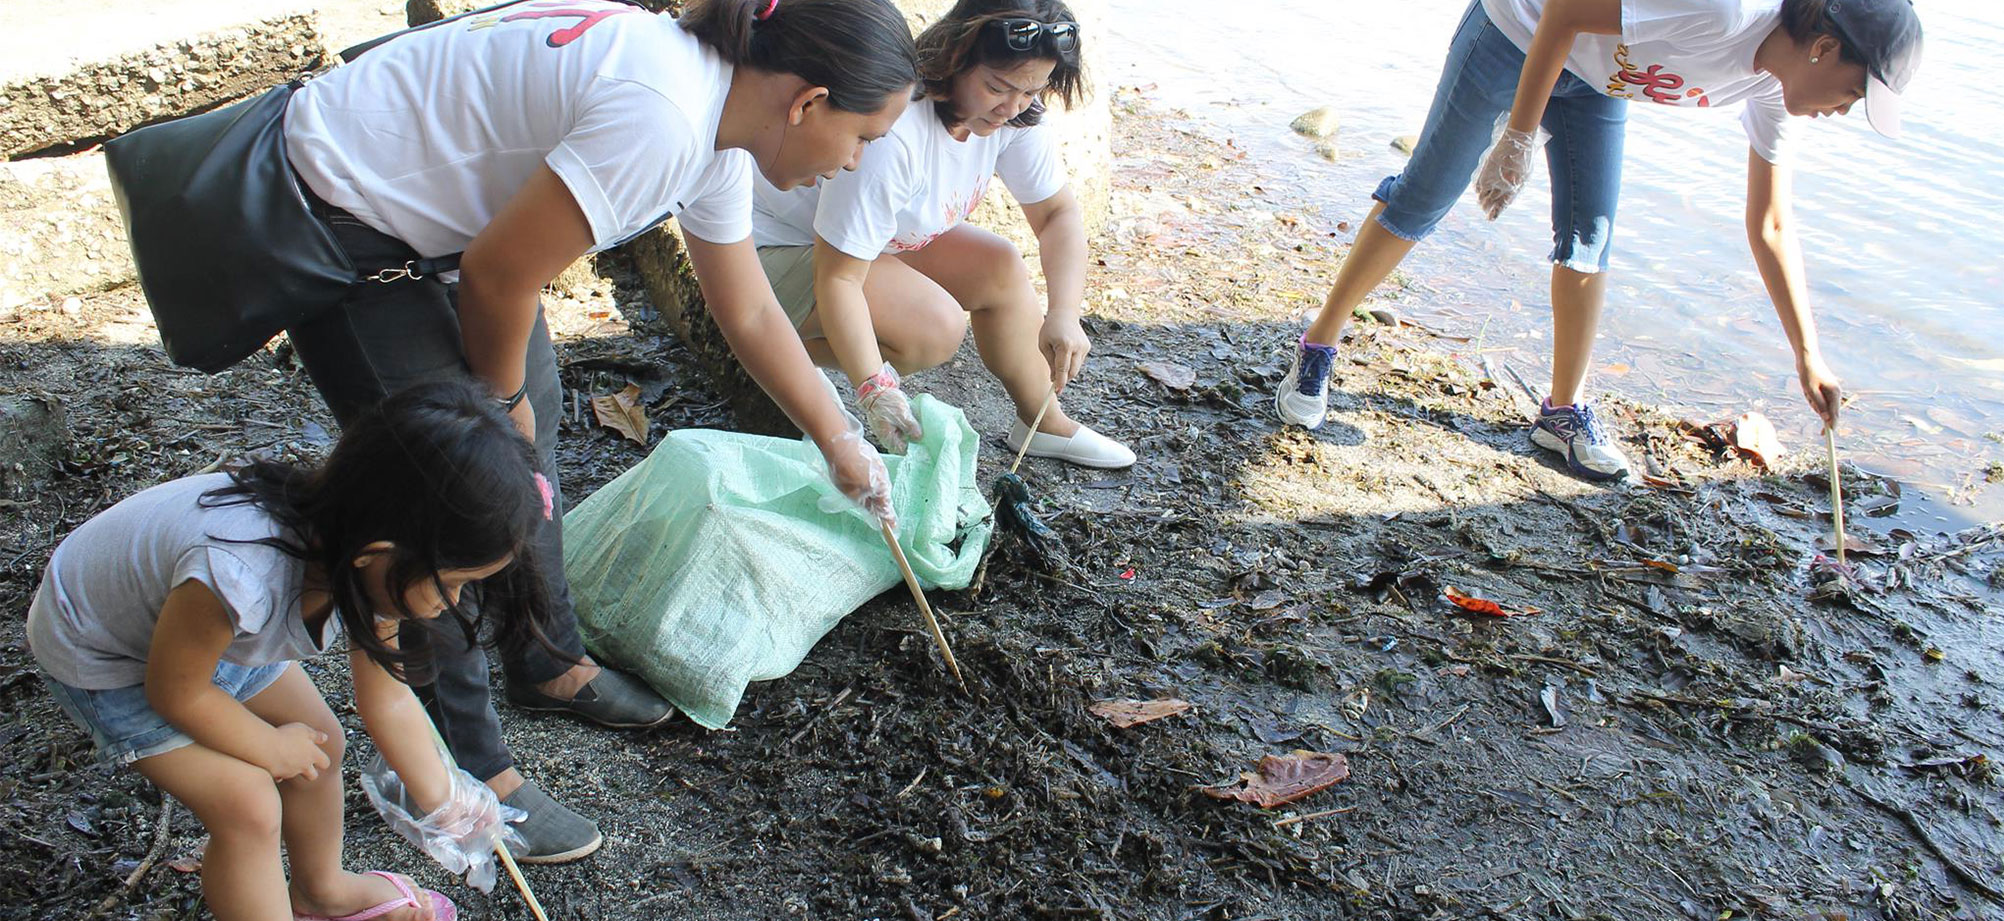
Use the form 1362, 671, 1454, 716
1272, 806, 1357, 828
784, 686, 856, 748
1411, 703, 1471, 740
1853, 786, 2004, 903
81, 800, 174, 921
1509, 654, 1599, 676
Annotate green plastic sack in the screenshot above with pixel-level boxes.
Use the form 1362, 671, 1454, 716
562, 395, 991, 729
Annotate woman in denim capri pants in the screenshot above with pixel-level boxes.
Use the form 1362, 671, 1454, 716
1271, 0, 1921, 482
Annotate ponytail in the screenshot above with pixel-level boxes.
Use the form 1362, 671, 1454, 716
679, 0, 920, 113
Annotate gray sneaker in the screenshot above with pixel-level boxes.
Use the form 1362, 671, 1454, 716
502, 780, 603, 864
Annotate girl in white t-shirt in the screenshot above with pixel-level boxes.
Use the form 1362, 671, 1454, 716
1270, 0, 1921, 483
751, 0, 1136, 470
267, 0, 920, 859
27, 381, 556, 921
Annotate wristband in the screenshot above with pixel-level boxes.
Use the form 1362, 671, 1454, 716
494, 381, 528, 412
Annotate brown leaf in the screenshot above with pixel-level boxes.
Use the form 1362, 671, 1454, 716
1089, 698, 1193, 729
1138, 361, 1197, 392
591, 384, 649, 445
1728, 411, 1784, 469
1202, 750, 1351, 808
167, 856, 203, 874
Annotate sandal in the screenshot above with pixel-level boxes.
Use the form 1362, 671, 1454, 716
294, 870, 456, 921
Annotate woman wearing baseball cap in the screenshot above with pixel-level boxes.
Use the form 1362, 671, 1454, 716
1270, 0, 1922, 482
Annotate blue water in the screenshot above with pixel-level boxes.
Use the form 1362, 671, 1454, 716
1103, 0, 2003, 531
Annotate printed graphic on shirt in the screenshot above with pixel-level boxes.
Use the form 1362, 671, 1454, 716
888, 179, 990, 253
1605, 43, 1712, 107
467, 1, 642, 47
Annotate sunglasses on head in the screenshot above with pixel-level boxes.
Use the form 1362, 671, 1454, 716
982, 18, 1079, 55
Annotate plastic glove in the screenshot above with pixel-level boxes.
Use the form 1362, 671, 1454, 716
855, 363, 924, 454
815, 428, 897, 527
1475, 125, 1541, 220
360, 748, 525, 893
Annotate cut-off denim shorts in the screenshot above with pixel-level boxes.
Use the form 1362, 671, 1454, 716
41, 661, 291, 766
1375, 0, 1629, 274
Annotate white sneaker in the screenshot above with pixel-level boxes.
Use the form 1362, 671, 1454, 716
1006, 420, 1136, 469
1275, 336, 1337, 429
1529, 398, 1630, 481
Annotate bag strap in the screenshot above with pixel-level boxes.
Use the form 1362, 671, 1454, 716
336, 0, 649, 63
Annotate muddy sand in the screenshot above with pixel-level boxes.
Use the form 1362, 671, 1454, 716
3, 89, 2001, 921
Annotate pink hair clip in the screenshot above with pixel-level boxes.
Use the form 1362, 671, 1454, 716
533, 473, 555, 521
755, 0, 779, 20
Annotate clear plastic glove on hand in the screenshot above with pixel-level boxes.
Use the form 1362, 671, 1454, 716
815, 428, 897, 527
855, 363, 924, 454
1475, 125, 1543, 220
360, 748, 526, 893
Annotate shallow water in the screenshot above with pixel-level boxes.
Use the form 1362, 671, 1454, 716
1102, 0, 2003, 532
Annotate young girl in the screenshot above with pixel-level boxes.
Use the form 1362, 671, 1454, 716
750, 0, 1135, 469
1271, 0, 1921, 482
27, 381, 551, 921
246, 0, 920, 856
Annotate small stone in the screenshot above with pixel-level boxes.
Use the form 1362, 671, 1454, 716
1313, 140, 1339, 162
1391, 134, 1421, 155
60, 296, 82, 316
1368, 308, 1398, 326
1290, 106, 1341, 139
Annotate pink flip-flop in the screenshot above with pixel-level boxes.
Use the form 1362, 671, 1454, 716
294, 870, 457, 921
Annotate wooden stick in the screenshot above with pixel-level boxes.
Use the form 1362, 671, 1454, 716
1825, 425, 1847, 567
80, 801, 173, 921
1009, 386, 1059, 476
880, 519, 966, 688
496, 845, 549, 921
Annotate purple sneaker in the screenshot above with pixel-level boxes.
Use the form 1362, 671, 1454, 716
1275, 335, 1337, 428
1530, 398, 1630, 481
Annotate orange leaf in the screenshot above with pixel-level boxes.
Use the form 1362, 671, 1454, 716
591, 384, 649, 445
1089, 698, 1193, 729
1202, 751, 1351, 808
1442, 585, 1538, 618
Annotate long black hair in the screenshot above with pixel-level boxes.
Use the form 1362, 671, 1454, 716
915, 0, 1088, 129
201, 380, 556, 679
678, 0, 920, 114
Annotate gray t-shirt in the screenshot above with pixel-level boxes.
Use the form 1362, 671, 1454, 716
26, 473, 340, 690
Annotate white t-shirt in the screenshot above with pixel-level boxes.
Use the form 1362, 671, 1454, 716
286, 1, 754, 257
751, 98, 1068, 260
26, 474, 340, 690
1484, 0, 1794, 162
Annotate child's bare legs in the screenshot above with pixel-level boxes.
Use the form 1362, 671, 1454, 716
135, 664, 427, 921
1304, 201, 1422, 346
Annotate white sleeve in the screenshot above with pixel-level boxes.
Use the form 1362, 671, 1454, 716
545, 80, 701, 251
811, 134, 917, 261
1742, 89, 1794, 165
675, 151, 755, 245
995, 124, 1067, 207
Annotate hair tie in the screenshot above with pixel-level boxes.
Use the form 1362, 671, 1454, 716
533, 473, 555, 521
755, 0, 779, 20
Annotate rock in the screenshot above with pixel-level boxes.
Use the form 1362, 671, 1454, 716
0, 395, 67, 495
2, 13, 328, 159
58, 296, 80, 316
1367, 308, 1399, 326
1391, 135, 1421, 156
1289, 106, 1340, 139
0, 152, 135, 300
1313, 140, 1339, 162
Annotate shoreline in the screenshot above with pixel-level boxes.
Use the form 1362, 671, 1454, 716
0, 87, 2000, 921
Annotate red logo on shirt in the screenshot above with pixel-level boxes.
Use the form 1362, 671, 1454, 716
492, 2, 640, 48
1606, 44, 1711, 107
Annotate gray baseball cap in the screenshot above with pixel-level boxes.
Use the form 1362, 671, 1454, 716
1825, 0, 1924, 138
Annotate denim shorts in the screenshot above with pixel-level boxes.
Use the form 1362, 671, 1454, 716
1375, 0, 1629, 273
41, 661, 291, 766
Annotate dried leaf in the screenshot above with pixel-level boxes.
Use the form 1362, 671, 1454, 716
1138, 361, 1198, 392
1728, 411, 1784, 469
1442, 585, 1538, 618
1202, 750, 1351, 808
1089, 698, 1193, 729
167, 856, 203, 874
591, 384, 649, 445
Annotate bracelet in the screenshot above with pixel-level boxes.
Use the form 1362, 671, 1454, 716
494, 381, 528, 412
856, 365, 900, 402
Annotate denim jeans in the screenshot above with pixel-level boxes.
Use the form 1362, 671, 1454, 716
1375, 0, 1629, 273
42, 662, 291, 766
284, 201, 586, 782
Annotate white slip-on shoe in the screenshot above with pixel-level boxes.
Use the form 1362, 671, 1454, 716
1006, 419, 1136, 469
